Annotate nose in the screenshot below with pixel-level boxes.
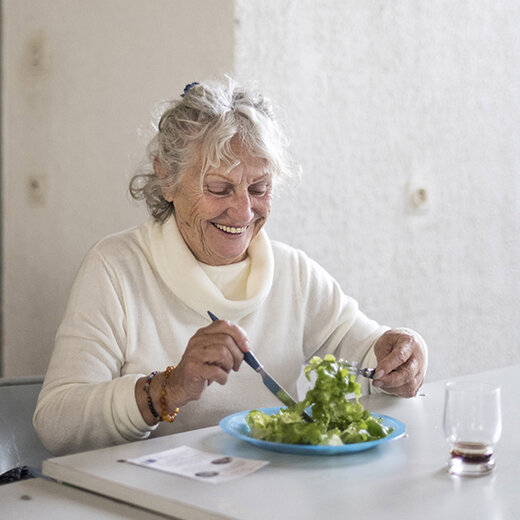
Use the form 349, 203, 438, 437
227, 189, 254, 223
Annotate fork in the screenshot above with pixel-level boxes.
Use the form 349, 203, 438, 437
338, 360, 376, 380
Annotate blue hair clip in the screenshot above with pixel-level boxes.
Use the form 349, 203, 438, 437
181, 82, 200, 97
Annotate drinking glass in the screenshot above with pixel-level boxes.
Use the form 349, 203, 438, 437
443, 381, 502, 476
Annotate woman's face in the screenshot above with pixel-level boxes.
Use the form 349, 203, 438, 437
165, 153, 273, 266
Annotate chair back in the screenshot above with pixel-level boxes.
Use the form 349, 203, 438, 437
0, 376, 52, 474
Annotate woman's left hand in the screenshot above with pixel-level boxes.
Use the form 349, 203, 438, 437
372, 330, 425, 397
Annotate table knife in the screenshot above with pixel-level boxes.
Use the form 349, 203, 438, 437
207, 311, 312, 421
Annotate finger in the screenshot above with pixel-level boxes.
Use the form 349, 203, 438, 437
200, 342, 237, 373
375, 335, 414, 378
377, 370, 424, 398
376, 355, 420, 388
199, 333, 245, 371
187, 328, 246, 371
173, 356, 231, 398
203, 320, 251, 353
201, 321, 251, 370
199, 363, 231, 386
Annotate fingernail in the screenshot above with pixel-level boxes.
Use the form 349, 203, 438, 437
375, 370, 385, 379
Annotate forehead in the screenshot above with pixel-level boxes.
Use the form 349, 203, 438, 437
205, 155, 269, 179
178, 134, 272, 188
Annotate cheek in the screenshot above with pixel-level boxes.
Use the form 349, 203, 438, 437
262, 195, 273, 218
174, 188, 210, 225
257, 194, 273, 217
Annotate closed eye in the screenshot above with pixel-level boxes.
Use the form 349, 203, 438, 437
206, 183, 232, 196
248, 183, 270, 196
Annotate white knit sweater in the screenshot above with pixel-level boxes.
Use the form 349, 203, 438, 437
34, 216, 425, 455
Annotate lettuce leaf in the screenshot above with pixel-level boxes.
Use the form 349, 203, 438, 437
246, 354, 393, 445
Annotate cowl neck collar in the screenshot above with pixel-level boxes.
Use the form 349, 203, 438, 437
143, 216, 274, 321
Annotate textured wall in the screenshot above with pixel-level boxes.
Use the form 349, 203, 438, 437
234, 0, 520, 381
2, 0, 234, 375
3, 1, 520, 382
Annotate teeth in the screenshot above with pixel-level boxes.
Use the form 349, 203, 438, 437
214, 223, 247, 234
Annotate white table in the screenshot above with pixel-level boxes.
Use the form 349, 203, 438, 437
0, 477, 168, 519
41, 366, 519, 520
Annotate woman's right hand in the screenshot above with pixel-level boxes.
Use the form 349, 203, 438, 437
165, 319, 251, 406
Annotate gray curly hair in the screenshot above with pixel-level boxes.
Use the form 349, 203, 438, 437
129, 78, 299, 222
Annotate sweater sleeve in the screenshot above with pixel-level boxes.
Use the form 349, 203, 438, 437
295, 251, 387, 360
33, 247, 156, 456
293, 249, 427, 395
298, 251, 429, 394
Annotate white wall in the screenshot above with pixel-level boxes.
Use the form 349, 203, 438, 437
234, 0, 520, 382
2, 0, 234, 376
3, 0, 520, 383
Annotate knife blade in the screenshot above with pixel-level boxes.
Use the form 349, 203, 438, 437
207, 311, 312, 421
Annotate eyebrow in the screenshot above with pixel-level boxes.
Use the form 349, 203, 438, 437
204, 172, 271, 184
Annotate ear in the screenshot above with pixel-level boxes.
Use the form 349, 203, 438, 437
153, 158, 174, 202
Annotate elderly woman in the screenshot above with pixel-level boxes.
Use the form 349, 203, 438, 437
34, 79, 427, 455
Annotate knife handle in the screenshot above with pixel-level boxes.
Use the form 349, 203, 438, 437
207, 311, 262, 371
243, 351, 262, 371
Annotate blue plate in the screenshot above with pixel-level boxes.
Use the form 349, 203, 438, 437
219, 406, 406, 455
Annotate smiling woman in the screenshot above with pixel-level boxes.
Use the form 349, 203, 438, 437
162, 146, 273, 266
129, 80, 294, 266
129, 80, 296, 224
33, 78, 428, 457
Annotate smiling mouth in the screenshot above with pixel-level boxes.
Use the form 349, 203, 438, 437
213, 223, 248, 234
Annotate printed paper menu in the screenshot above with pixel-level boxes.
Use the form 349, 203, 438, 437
126, 445, 269, 484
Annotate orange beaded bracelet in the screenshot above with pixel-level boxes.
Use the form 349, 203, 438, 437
159, 365, 180, 423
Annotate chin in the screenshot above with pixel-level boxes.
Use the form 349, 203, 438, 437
205, 227, 259, 264
212, 246, 249, 264
220, 252, 248, 265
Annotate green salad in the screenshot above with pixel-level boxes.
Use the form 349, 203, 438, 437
246, 354, 393, 446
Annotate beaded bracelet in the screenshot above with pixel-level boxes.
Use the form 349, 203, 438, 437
159, 365, 180, 423
144, 371, 159, 420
